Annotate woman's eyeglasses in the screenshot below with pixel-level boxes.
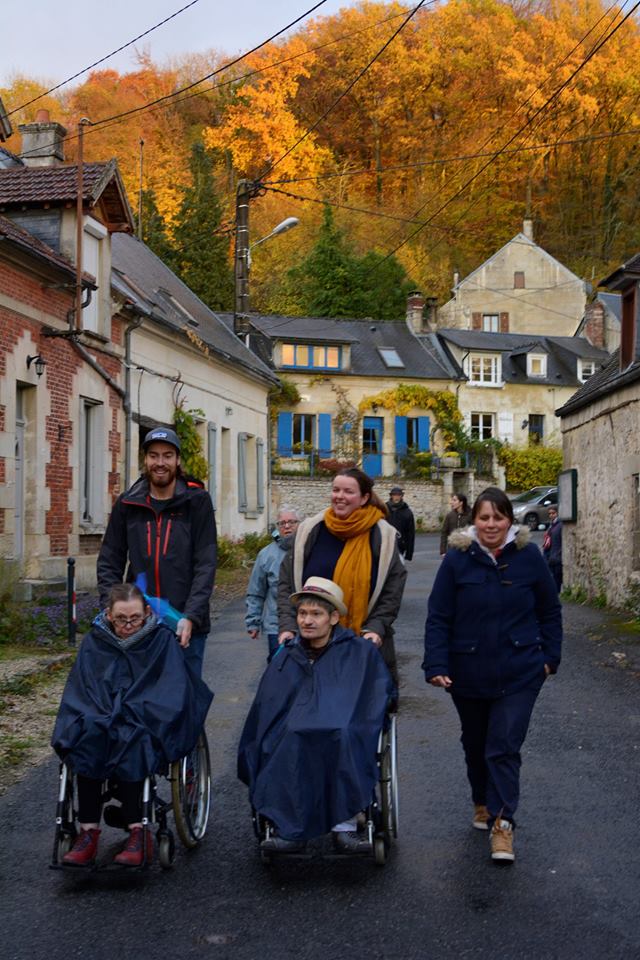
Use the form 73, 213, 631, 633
277, 519, 299, 528
112, 615, 145, 628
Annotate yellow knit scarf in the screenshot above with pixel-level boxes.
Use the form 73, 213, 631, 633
323, 504, 384, 634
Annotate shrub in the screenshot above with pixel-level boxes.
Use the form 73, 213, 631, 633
498, 445, 563, 490
400, 451, 433, 479
317, 458, 357, 475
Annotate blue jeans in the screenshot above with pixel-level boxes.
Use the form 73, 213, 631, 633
183, 632, 208, 678
267, 633, 280, 661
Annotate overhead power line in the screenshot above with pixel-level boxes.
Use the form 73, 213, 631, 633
263, 184, 430, 226
6, 0, 203, 117
259, 0, 434, 181
17, 0, 331, 160
371, 0, 640, 273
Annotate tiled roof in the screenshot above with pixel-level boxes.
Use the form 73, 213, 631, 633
0, 162, 113, 204
0, 213, 77, 278
111, 233, 276, 384
436, 328, 609, 388
247, 314, 454, 380
557, 349, 640, 416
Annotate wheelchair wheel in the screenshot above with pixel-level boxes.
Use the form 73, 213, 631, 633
158, 830, 176, 870
53, 764, 77, 865
171, 732, 211, 848
374, 836, 386, 866
380, 714, 399, 841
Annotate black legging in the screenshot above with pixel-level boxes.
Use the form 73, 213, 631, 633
77, 775, 143, 825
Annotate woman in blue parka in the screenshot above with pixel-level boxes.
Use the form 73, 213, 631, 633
423, 486, 562, 863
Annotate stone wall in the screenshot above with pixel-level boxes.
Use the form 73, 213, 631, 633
271, 468, 500, 531
561, 379, 640, 610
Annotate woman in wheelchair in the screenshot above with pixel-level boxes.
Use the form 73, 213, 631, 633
51, 583, 212, 868
238, 577, 395, 856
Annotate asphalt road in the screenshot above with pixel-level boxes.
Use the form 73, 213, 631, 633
1, 534, 639, 960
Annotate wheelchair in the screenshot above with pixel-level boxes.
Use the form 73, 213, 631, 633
253, 713, 398, 866
50, 731, 211, 872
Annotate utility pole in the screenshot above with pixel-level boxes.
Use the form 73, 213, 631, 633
234, 178, 260, 339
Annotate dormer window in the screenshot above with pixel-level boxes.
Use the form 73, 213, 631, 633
378, 347, 404, 368
482, 314, 499, 332
82, 216, 108, 334
527, 353, 547, 378
578, 358, 596, 382
467, 353, 502, 386
281, 343, 341, 369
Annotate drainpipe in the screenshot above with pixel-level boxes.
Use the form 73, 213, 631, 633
70, 338, 125, 399
124, 313, 144, 486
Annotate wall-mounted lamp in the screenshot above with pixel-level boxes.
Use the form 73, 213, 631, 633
27, 354, 47, 378
521, 419, 529, 430
225, 406, 233, 416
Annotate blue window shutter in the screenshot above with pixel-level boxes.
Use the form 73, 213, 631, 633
276, 412, 293, 456
418, 416, 430, 452
318, 414, 332, 458
395, 416, 408, 456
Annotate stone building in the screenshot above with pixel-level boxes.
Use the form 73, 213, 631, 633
557, 254, 640, 609
433, 220, 587, 337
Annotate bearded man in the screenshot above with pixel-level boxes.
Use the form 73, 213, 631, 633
97, 426, 217, 675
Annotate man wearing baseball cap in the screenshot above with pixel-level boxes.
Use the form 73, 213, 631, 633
238, 576, 394, 855
97, 425, 217, 675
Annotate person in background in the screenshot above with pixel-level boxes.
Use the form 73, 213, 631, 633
542, 507, 563, 593
385, 486, 416, 561
440, 492, 472, 556
245, 506, 302, 660
423, 487, 562, 864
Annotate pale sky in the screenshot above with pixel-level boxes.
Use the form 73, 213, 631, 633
1, 0, 363, 88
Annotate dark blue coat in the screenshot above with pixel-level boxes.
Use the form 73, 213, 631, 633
238, 626, 394, 842
423, 528, 562, 698
51, 614, 213, 781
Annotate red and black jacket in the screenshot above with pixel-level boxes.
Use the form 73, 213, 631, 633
97, 475, 217, 633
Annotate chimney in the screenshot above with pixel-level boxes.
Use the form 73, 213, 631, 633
406, 291, 426, 333
522, 218, 534, 241
582, 299, 605, 349
19, 109, 67, 167
453, 270, 460, 289
425, 296, 438, 331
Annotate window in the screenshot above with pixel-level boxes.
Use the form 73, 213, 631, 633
578, 358, 596, 382
514, 271, 525, 289
363, 423, 382, 454
406, 417, 419, 450
528, 414, 544, 443
482, 314, 499, 332
292, 414, 315, 454
527, 353, 547, 378
468, 354, 501, 385
378, 347, 405, 368
471, 413, 494, 440
281, 343, 341, 369
79, 399, 104, 526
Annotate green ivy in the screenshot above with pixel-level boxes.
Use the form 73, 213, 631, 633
174, 403, 208, 482
498, 445, 563, 490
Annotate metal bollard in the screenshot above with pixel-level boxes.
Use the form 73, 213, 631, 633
67, 557, 77, 646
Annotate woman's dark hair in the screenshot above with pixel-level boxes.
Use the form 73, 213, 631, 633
107, 583, 146, 610
335, 467, 387, 514
453, 492, 469, 512
471, 487, 514, 524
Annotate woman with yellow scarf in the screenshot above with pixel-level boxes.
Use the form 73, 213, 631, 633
277, 468, 407, 683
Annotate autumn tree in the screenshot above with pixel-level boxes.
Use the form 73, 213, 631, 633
137, 188, 174, 263
170, 142, 234, 311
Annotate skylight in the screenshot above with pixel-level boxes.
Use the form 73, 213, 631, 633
378, 347, 405, 368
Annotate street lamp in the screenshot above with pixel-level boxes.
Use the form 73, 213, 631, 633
233, 178, 299, 338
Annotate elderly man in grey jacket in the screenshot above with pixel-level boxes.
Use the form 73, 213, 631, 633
246, 506, 302, 659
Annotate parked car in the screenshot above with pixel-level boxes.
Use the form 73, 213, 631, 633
509, 486, 558, 530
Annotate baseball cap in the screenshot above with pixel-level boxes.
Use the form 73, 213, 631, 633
290, 577, 347, 616
142, 427, 181, 453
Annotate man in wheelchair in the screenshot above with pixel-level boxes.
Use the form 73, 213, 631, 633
238, 577, 395, 855
51, 583, 212, 868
